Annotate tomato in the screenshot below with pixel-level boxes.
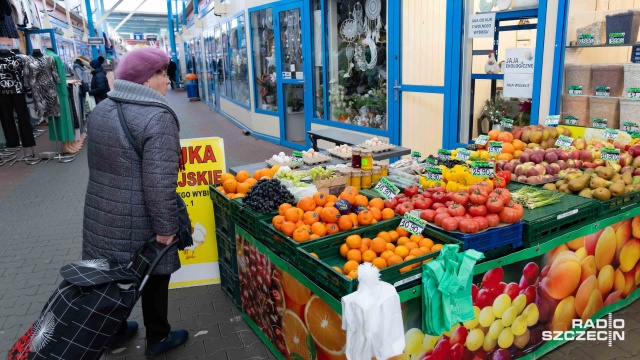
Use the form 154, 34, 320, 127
414, 198, 432, 210
491, 188, 511, 204
432, 191, 447, 203
447, 203, 466, 217
445, 201, 454, 207
427, 186, 446, 193
499, 202, 523, 223
422, 191, 432, 198
441, 217, 459, 231
468, 204, 487, 217
454, 216, 466, 223
434, 213, 451, 226
451, 190, 470, 207
485, 213, 500, 227
432, 202, 446, 210
472, 181, 493, 193
459, 219, 480, 234
472, 216, 489, 230
395, 203, 414, 216
436, 207, 449, 214
486, 196, 505, 213
469, 189, 488, 205
420, 209, 437, 222
412, 194, 425, 201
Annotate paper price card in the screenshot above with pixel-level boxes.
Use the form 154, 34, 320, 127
400, 212, 427, 236
601, 148, 620, 162
595, 86, 610, 97
487, 141, 503, 155
545, 115, 560, 127
411, 151, 422, 164
457, 148, 471, 161
592, 118, 608, 129
565, 115, 579, 126
555, 135, 574, 149
501, 118, 514, 130
628, 88, 640, 99
426, 166, 443, 182
291, 151, 303, 165
623, 122, 639, 133
476, 135, 490, 146
609, 32, 625, 45
604, 128, 619, 140
426, 157, 437, 166
374, 178, 400, 200
471, 161, 495, 178
579, 34, 594, 46
568, 85, 583, 96
437, 149, 452, 162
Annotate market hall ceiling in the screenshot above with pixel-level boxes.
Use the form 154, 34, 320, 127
104, 11, 168, 37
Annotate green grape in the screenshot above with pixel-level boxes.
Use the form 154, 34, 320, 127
523, 303, 540, 326
483, 332, 498, 351
403, 328, 424, 355
512, 294, 527, 315
421, 334, 439, 352
511, 315, 528, 336
498, 327, 514, 348
514, 329, 531, 349
492, 294, 512, 318
463, 306, 481, 329
501, 307, 518, 327
478, 306, 496, 328
487, 320, 504, 340
466, 329, 485, 352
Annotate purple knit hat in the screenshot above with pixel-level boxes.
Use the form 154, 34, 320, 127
116, 48, 170, 84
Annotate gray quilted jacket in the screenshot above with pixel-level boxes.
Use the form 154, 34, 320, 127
82, 79, 181, 275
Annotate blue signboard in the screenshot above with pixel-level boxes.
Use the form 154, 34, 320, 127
133, 33, 143, 40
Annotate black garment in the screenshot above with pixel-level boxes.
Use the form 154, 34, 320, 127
0, 54, 25, 94
167, 61, 177, 89
0, 0, 18, 39
141, 274, 171, 344
0, 93, 36, 147
89, 67, 110, 103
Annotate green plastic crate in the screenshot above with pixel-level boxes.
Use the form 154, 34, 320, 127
209, 184, 241, 214
297, 218, 453, 299
597, 189, 640, 216
230, 199, 278, 235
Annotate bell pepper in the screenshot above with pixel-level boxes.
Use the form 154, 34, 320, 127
491, 176, 507, 188
497, 170, 512, 184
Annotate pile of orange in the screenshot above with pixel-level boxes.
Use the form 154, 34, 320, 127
215, 166, 279, 199
271, 187, 393, 243
335, 226, 443, 279
477, 130, 525, 161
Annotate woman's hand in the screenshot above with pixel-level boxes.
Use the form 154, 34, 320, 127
156, 234, 175, 245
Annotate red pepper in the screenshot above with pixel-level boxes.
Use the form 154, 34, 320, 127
497, 170, 512, 184
491, 176, 507, 189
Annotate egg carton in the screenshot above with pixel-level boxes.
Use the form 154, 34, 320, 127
265, 159, 300, 169
327, 148, 353, 160
302, 154, 333, 165
357, 142, 396, 153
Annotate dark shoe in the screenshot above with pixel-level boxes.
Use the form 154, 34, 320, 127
108, 321, 138, 347
145, 330, 189, 356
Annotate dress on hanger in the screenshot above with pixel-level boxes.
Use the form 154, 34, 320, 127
45, 49, 75, 142
0, 52, 35, 148
0, 0, 18, 39
23, 55, 61, 118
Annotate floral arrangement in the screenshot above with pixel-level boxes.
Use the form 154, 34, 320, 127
482, 97, 513, 125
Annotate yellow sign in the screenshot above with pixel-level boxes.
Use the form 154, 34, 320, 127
169, 137, 226, 288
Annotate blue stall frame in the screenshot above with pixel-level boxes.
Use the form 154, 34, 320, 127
549, 0, 570, 116
24, 28, 58, 55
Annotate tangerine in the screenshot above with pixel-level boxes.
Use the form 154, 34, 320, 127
326, 223, 340, 235
348, 213, 359, 227
377, 232, 392, 243
216, 186, 225, 194
325, 202, 335, 209
293, 227, 311, 242
345, 235, 363, 249
233, 193, 245, 199
297, 197, 317, 212
313, 192, 329, 206
419, 238, 435, 248
370, 238, 387, 254
488, 129, 500, 140
405, 242, 418, 251
311, 222, 327, 237
410, 234, 423, 243
272, 215, 285, 230
343, 186, 359, 195
346, 249, 362, 263
357, 210, 374, 225
220, 173, 235, 185
235, 170, 251, 183
497, 132, 514, 143
303, 211, 321, 225
314, 206, 324, 214
396, 226, 409, 237
285, 207, 301, 222
358, 243, 369, 253
381, 208, 395, 220
420, 246, 431, 254
397, 236, 410, 246
502, 142, 515, 154
361, 238, 372, 248
281, 221, 296, 237
497, 153, 514, 161
338, 216, 354, 231
431, 243, 444, 252
380, 250, 395, 262
386, 243, 396, 252
225, 193, 235, 198
395, 245, 409, 259
346, 270, 358, 279
271, 165, 281, 174
387, 255, 403, 266
237, 182, 251, 194
261, 168, 274, 179
327, 195, 339, 203
332, 266, 343, 274
344, 260, 359, 274
339, 192, 357, 205
321, 207, 340, 223
354, 195, 369, 207
400, 256, 417, 273
244, 178, 258, 187
372, 257, 387, 270
362, 250, 377, 263
368, 198, 384, 211
369, 207, 382, 221
339, 244, 350, 258
296, 220, 305, 228
409, 248, 424, 257
279, 203, 293, 216
309, 234, 320, 240
222, 179, 238, 193
388, 230, 400, 242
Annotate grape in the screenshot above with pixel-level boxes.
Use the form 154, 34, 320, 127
482, 267, 504, 289
443, 323, 459, 337
421, 334, 439, 352
501, 307, 518, 327
512, 294, 527, 315
403, 328, 424, 355
482, 332, 498, 351
511, 315, 528, 336
449, 326, 468, 346
492, 294, 512, 318
487, 320, 504, 340
523, 303, 540, 326
523, 262, 539, 284
465, 329, 485, 351
478, 306, 496, 327
514, 328, 531, 349
497, 327, 514, 348
463, 306, 481, 329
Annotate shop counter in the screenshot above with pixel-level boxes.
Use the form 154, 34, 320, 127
307, 129, 412, 159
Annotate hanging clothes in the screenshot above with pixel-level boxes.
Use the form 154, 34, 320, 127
46, 49, 75, 142
23, 54, 61, 118
0, 0, 18, 39
0, 52, 35, 148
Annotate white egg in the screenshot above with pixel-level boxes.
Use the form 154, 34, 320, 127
372, 137, 379, 142
284, 156, 290, 162
334, 146, 340, 151
341, 148, 347, 153
302, 151, 307, 156
278, 152, 286, 158
276, 158, 283, 164
272, 155, 279, 161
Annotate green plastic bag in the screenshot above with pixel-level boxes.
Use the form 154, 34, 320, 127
422, 244, 484, 336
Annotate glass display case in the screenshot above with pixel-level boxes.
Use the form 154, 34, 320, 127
251, 8, 277, 112
229, 15, 250, 106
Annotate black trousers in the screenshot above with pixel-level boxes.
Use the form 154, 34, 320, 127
0, 93, 35, 148
141, 274, 172, 344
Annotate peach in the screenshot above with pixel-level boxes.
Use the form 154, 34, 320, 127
581, 289, 603, 322
614, 268, 626, 293
580, 256, 597, 283
566, 237, 584, 251
541, 252, 581, 300
623, 271, 635, 297
575, 275, 597, 317
594, 227, 616, 270
543, 244, 569, 265
619, 238, 640, 272
615, 219, 632, 264
632, 216, 640, 239
597, 265, 615, 298
552, 296, 576, 332
635, 262, 640, 286
604, 291, 623, 306
584, 229, 604, 256
575, 247, 587, 261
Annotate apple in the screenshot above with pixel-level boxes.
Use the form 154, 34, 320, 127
512, 129, 523, 140
614, 141, 626, 151
514, 164, 524, 177
529, 130, 543, 144
580, 150, 593, 162
567, 149, 581, 160
592, 159, 605, 167
632, 156, 640, 169
530, 153, 543, 164
521, 130, 531, 143
556, 160, 566, 170
517, 175, 528, 182
544, 152, 558, 163
525, 168, 539, 177
534, 164, 547, 175
634, 168, 640, 176
622, 165, 635, 174
503, 162, 516, 173
583, 162, 598, 169
573, 138, 587, 150
628, 145, 640, 157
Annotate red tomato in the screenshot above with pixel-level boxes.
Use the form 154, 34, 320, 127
434, 213, 451, 226
486, 197, 505, 213
485, 213, 500, 227
459, 219, 479, 234
499, 202, 523, 223
469, 189, 488, 205
447, 203, 466, 217
445, 201, 454, 207
436, 207, 449, 214
432, 191, 447, 203
422, 192, 432, 198
420, 209, 437, 222
441, 217, 459, 231
432, 202, 446, 210
492, 188, 511, 204
472, 216, 489, 230
427, 186, 445, 193
451, 190, 470, 206
468, 204, 487, 217
454, 216, 466, 223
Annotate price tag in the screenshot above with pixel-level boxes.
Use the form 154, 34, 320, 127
579, 34, 594, 46
565, 115, 579, 126
399, 212, 427, 236
457, 148, 471, 161
412, 151, 422, 164
476, 135, 490, 146
601, 148, 620, 162
291, 151, 303, 165
623, 122, 639, 133
609, 32, 625, 45
627, 87, 640, 99
555, 135, 574, 149
545, 115, 560, 127
374, 178, 400, 200
592, 118, 608, 129
604, 128, 619, 140
487, 141, 503, 155
437, 149, 451, 162
595, 86, 610, 97
426, 166, 443, 182
500, 118, 514, 130
568, 85, 583, 96
631, 131, 640, 139
425, 157, 437, 166
471, 161, 495, 178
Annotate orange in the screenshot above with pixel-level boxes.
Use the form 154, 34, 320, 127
380, 250, 395, 262
410, 234, 423, 243
357, 210, 374, 225
513, 139, 525, 151
285, 207, 301, 223
297, 197, 317, 212
405, 242, 418, 251
382, 208, 395, 220
497, 153, 514, 161
321, 207, 340, 223
311, 222, 327, 237
387, 230, 400, 242
344, 260, 359, 274
369, 198, 384, 211
396, 226, 409, 237
216, 186, 225, 194
332, 266, 343, 274
347, 270, 358, 279
372, 257, 387, 270
283, 271, 312, 305
261, 168, 274, 179
233, 193, 245, 199
279, 203, 293, 216
349, 213, 359, 227
395, 245, 409, 259
346, 235, 363, 249
237, 182, 251, 194
309, 234, 320, 240
253, 169, 262, 180
313, 192, 329, 206
362, 250, 377, 263
346, 249, 362, 263
314, 206, 324, 214
431, 243, 444, 252
339, 244, 350, 258
419, 238, 435, 249
369, 207, 382, 221
282, 310, 312, 360
339, 192, 357, 205
361, 238, 372, 248
244, 178, 257, 187
397, 236, 410, 246
386, 243, 396, 252
326, 223, 340, 235
497, 132, 514, 143
222, 179, 238, 193
338, 216, 354, 231
420, 246, 431, 254
235, 170, 250, 183
272, 215, 285, 230
343, 186, 359, 195
387, 255, 403, 266
327, 195, 339, 203
220, 173, 235, 185
409, 248, 424, 257
310, 252, 319, 258
370, 238, 387, 254
226, 193, 235, 198
271, 165, 281, 174
326, 202, 335, 209
293, 227, 311, 242
400, 255, 417, 273
296, 220, 305, 228
354, 195, 369, 207
305, 295, 347, 356
377, 232, 392, 243
281, 221, 296, 237
358, 243, 369, 254
514, 150, 524, 159
488, 129, 500, 140
502, 142, 515, 154
303, 211, 321, 225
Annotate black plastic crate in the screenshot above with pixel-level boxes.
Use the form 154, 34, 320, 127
219, 261, 241, 309
216, 227, 238, 272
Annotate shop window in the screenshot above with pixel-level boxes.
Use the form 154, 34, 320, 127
326, 0, 388, 129
251, 9, 277, 112
229, 15, 250, 106
214, 26, 224, 96
220, 23, 229, 97
313, 0, 324, 118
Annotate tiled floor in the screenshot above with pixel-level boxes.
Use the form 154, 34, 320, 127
1, 89, 640, 359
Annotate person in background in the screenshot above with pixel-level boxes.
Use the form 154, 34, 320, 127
72, 55, 90, 94
167, 60, 177, 89
89, 58, 110, 104
82, 47, 188, 356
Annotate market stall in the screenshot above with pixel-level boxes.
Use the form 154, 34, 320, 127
209, 131, 640, 360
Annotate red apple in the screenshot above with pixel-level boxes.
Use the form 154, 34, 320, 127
628, 145, 640, 157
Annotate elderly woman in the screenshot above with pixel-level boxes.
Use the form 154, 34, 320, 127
82, 48, 188, 356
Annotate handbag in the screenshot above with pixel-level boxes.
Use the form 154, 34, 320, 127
114, 101, 193, 251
